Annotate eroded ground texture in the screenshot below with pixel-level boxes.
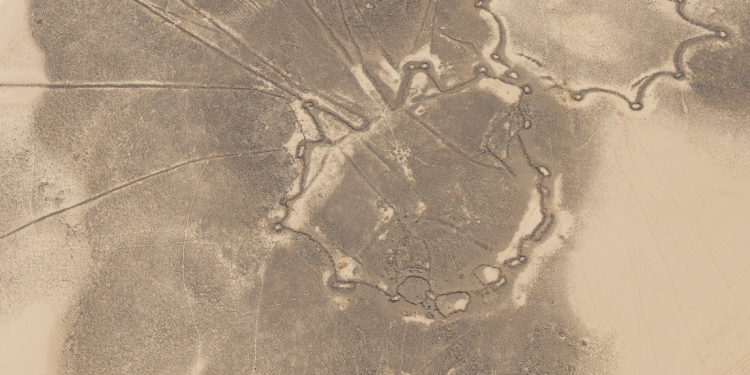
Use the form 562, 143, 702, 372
1, 0, 749, 373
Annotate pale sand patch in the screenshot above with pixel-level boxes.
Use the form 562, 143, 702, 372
0, 1, 92, 374
402, 314, 434, 326
568, 84, 750, 374
0, 302, 64, 375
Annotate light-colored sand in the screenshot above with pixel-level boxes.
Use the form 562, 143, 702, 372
568, 81, 750, 374
0, 0, 89, 373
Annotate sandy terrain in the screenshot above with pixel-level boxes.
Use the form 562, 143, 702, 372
1, 0, 749, 373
